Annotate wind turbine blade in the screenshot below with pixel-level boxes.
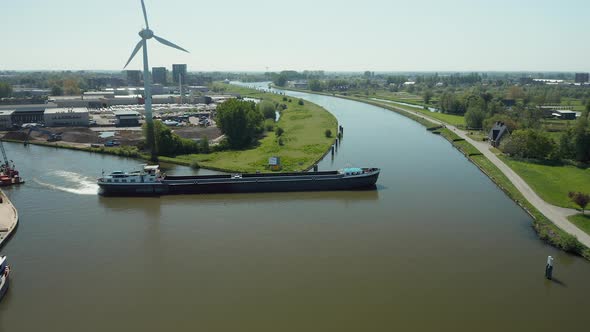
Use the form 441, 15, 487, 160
124, 40, 143, 68
154, 35, 189, 53
141, 0, 150, 28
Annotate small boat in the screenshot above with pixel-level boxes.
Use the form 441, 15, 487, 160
0, 256, 10, 301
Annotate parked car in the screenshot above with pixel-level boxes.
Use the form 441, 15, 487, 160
104, 140, 120, 147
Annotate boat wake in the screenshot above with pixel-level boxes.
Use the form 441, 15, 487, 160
33, 170, 99, 195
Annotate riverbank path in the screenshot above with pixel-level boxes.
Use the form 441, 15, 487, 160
0, 189, 18, 248
369, 99, 590, 248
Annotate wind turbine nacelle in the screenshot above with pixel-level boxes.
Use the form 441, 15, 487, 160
139, 29, 154, 39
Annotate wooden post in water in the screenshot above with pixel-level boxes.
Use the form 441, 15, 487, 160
545, 255, 554, 280
313, 164, 318, 172
331, 145, 335, 156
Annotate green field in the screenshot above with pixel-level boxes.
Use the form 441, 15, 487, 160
569, 214, 590, 235
502, 158, 590, 208
169, 84, 337, 172
365, 98, 466, 127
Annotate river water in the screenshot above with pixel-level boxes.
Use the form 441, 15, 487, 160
0, 84, 589, 331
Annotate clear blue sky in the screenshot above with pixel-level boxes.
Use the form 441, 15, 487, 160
1, 0, 589, 72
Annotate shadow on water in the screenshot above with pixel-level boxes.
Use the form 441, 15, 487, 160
550, 278, 567, 288
98, 189, 380, 211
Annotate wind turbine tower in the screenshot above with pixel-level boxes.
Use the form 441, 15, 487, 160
124, 0, 189, 160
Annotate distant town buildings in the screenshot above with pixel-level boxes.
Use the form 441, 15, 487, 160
172, 64, 187, 84
152, 67, 167, 85
575, 73, 589, 84
126, 70, 142, 86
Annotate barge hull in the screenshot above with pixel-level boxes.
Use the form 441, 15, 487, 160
99, 171, 379, 196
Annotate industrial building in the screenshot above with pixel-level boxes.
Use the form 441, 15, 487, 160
126, 70, 142, 86
575, 73, 589, 84
0, 110, 14, 129
113, 110, 141, 127
152, 67, 167, 84
172, 64, 187, 84
44, 108, 90, 127
552, 110, 578, 120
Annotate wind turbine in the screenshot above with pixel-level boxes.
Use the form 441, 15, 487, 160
124, 0, 189, 160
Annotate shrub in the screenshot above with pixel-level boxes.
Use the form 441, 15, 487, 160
569, 191, 589, 214
278, 137, 284, 146
258, 100, 276, 119
276, 127, 284, 137
298, 99, 304, 106
325, 129, 332, 138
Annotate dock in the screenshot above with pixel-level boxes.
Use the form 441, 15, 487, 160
0, 189, 18, 248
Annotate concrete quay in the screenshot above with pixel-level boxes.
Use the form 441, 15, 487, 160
0, 189, 18, 248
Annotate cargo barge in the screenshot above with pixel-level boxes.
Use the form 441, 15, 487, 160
98, 165, 380, 196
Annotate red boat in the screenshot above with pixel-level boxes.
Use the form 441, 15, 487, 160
0, 141, 24, 187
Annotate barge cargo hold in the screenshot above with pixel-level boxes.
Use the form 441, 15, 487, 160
97, 165, 380, 196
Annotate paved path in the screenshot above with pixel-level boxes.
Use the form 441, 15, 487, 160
370, 99, 590, 248
0, 190, 18, 248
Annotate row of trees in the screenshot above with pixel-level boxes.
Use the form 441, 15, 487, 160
501, 107, 590, 162
146, 121, 208, 157
0, 82, 12, 98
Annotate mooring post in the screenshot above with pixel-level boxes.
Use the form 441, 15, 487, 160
339, 125, 343, 135
313, 164, 318, 172
545, 255, 554, 280
331, 145, 335, 155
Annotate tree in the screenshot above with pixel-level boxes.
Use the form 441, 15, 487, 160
569, 192, 589, 214
464, 105, 486, 129
274, 74, 287, 87
51, 85, 64, 96
507, 85, 525, 100
199, 136, 210, 154
423, 89, 433, 105
63, 79, 81, 95
309, 79, 323, 92
216, 99, 263, 148
483, 114, 520, 133
144, 120, 200, 157
0, 82, 12, 98
573, 109, 590, 162
258, 100, 276, 119
502, 129, 555, 159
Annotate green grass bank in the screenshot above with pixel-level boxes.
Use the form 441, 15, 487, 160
167, 84, 338, 172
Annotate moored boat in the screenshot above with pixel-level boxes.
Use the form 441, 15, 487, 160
0, 256, 10, 301
98, 165, 380, 196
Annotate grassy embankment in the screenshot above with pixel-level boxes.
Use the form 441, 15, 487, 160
569, 214, 590, 235
168, 84, 338, 172
279, 85, 589, 258
500, 158, 590, 209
